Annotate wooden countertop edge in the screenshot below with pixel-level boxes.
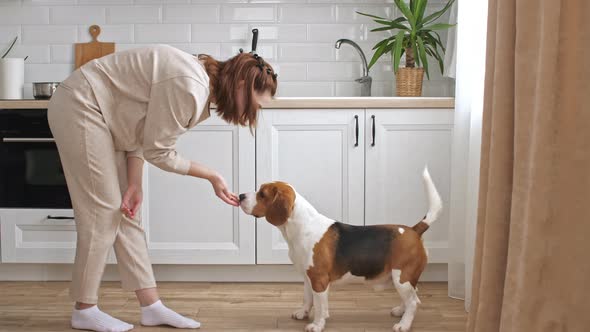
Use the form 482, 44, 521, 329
0, 97, 455, 110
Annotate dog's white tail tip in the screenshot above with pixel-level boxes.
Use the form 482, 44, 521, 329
422, 166, 431, 180
422, 165, 442, 225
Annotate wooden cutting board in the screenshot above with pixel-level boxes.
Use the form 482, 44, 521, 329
74, 25, 115, 69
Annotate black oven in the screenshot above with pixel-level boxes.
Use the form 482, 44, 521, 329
0, 109, 72, 209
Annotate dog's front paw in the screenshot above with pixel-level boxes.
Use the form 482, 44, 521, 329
291, 307, 310, 320
393, 322, 411, 332
390, 305, 405, 317
305, 322, 324, 332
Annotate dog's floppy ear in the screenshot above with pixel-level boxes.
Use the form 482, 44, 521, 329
266, 184, 295, 226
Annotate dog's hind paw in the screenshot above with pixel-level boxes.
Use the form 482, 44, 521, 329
393, 322, 411, 332
305, 322, 324, 332
291, 308, 310, 320
390, 305, 405, 317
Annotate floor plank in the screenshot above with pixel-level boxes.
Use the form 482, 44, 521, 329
0, 281, 466, 331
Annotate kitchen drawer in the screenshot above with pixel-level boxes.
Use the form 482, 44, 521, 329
0, 209, 116, 264
1, 209, 77, 263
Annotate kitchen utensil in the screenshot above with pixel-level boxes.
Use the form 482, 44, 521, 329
0, 58, 24, 99
239, 29, 259, 54
251, 28, 258, 53
75, 25, 115, 69
32, 82, 60, 99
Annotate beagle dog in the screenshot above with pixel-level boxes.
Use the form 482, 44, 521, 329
238, 168, 442, 332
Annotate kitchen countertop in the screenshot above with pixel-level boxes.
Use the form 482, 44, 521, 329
0, 97, 454, 110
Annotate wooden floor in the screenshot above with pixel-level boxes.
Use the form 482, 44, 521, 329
0, 281, 466, 332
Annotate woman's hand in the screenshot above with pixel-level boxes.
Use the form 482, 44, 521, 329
209, 173, 239, 206
121, 184, 143, 219
187, 161, 239, 207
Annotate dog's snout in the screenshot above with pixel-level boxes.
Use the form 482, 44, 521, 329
239, 193, 246, 202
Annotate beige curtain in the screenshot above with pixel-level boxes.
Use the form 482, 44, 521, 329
467, 0, 590, 331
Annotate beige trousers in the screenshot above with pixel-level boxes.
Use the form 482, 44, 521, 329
47, 70, 156, 304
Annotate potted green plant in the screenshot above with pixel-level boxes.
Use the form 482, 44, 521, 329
358, 0, 456, 96
0, 36, 25, 99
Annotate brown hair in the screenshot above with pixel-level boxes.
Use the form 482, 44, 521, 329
198, 52, 277, 130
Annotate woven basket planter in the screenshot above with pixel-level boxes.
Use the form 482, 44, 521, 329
396, 67, 425, 97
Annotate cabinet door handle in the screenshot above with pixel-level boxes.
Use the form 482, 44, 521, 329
371, 115, 376, 146
2, 138, 55, 143
46, 215, 74, 220
354, 115, 359, 147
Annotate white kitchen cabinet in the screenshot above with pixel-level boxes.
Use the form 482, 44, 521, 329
255, 109, 366, 264
144, 114, 256, 264
365, 109, 454, 263
256, 108, 453, 264
0, 107, 452, 268
0, 209, 119, 264
0, 209, 78, 263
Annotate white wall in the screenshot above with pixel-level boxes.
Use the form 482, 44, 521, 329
0, 0, 455, 97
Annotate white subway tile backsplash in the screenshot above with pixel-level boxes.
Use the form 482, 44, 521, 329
307, 24, 366, 42
422, 79, 450, 97
371, 80, 394, 96
278, 43, 334, 61
253, 24, 306, 42
169, 43, 221, 58
77, 25, 134, 43
278, 5, 335, 23
369, 62, 395, 81
193, 0, 247, 3
277, 82, 334, 97
116, 43, 220, 58
320, 24, 392, 45
163, 5, 220, 23
336, 5, 394, 23
22, 25, 77, 44
5, 45, 50, 63
309, 0, 394, 3
50, 7, 106, 25
0, 0, 21, 5
268, 62, 306, 81
2, 0, 452, 98
0, 7, 49, 25
0, 25, 21, 42
25, 63, 74, 83
250, 0, 305, 3
191, 24, 248, 42
307, 62, 361, 81
221, 5, 275, 22
335, 80, 394, 97
221, 43, 275, 60
23, 0, 77, 5
107, 6, 160, 24
51, 44, 74, 63
79, 0, 133, 5
138, 0, 190, 3
335, 81, 361, 97
115, 43, 160, 52
23, 83, 34, 99
135, 24, 191, 43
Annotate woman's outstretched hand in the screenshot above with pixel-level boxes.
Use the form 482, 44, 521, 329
209, 173, 239, 206
121, 184, 143, 219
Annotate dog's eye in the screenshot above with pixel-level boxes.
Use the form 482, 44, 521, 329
258, 191, 265, 199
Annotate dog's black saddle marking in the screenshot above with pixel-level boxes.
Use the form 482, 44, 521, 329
331, 222, 395, 280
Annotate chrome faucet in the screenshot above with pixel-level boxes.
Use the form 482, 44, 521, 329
335, 39, 372, 96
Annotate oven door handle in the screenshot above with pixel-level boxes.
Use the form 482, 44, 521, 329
47, 215, 75, 220
2, 138, 55, 143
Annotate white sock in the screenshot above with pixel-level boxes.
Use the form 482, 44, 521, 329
71, 305, 133, 332
140, 300, 200, 329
